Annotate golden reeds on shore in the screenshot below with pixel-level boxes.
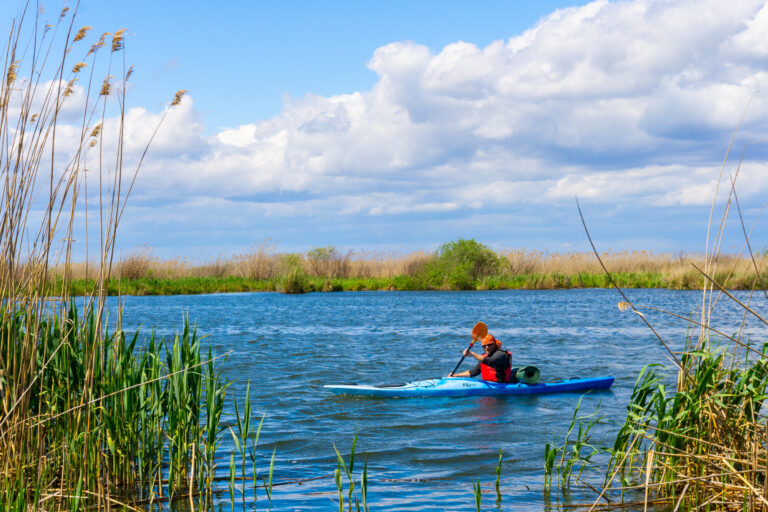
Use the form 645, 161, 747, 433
54, 245, 767, 292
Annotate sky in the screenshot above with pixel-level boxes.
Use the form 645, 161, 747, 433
4, 0, 768, 260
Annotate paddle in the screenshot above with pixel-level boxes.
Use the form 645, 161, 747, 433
449, 322, 488, 376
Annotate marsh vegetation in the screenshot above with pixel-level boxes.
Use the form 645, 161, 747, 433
542, 125, 768, 510
3, 2, 768, 512
55, 240, 768, 295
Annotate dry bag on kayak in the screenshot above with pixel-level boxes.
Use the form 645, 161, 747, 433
512, 366, 540, 384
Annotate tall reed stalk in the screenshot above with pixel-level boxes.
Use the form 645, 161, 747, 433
562, 118, 768, 510
0, 3, 238, 510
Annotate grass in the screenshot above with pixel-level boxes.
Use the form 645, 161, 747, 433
0, 4, 252, 509
54, 267, 764, 295
542, 126, 768, 510
51, 239, 768, 294
543, 330, 768, 510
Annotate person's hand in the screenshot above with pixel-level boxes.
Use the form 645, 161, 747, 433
448, 372, 455, 377
462, 348, 470, 357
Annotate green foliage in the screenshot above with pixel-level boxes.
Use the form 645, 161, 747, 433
0, 304, 300, 509
307, 246, 338, 261
543, 442, 558, 494
431, 238, 500, 290
280, 268, 311, 294
543, 396, 604, 495
279, 252, 303, 272
608, 345, 768, 506
264, 448, 276, 511
333, 434, 369, 512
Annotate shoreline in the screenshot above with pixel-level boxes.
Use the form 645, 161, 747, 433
56, 271, 767, 296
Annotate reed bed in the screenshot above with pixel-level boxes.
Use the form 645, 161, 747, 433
543, 130, 768, 510
71, 247, 768, 281
52, 245, 768, 294
0, 4, 260, 510
0, 7, 379, 511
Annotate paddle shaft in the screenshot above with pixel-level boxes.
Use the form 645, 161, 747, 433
450, 342, 474, 376
450, 322, 487, 376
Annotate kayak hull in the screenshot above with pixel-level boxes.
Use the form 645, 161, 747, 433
325, 376, 614, 398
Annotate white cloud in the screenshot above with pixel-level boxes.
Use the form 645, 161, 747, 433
31, 0, 768, 253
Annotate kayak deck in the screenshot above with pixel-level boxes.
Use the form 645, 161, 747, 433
325, 376, 614, 398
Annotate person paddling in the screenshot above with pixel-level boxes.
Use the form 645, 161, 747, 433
449, 333, 513, 383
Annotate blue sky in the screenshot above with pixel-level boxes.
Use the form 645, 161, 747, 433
5, 0, 768, 260
68, 1, 591, 130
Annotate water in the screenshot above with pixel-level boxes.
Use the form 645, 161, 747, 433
104, 289, 768, 511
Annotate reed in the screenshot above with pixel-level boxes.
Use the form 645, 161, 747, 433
333, 434, 371, 512
495, 447, 503, 505
0, 4, 258, 510
473, 478, 482, 512
543, 396, 604, 494
54, 245, 768, 294
543, 121, 768, 510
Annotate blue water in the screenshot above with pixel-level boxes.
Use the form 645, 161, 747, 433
103, 289, 768, 511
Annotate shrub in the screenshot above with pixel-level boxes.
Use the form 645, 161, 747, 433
321, 279, 343, 292
279, 253, 304, 273
432, 239, 500, 290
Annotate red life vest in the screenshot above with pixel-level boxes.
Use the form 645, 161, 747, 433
480, 350, 512, 383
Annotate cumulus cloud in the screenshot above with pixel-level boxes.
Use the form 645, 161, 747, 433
45, 0, 768, 253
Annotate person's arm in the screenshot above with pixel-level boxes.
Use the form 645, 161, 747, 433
450, 362, 481, 378
463, 348, 484, 362
449, 348, 484, 376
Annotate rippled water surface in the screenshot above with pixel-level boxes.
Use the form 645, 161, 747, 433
103, 289, 768, 511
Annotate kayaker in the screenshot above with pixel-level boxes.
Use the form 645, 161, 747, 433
449, 334, 512, 383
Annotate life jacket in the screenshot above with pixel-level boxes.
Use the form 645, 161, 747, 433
480, 350, 512, 383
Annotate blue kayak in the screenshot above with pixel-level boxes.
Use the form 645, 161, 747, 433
325, 376, 614, 398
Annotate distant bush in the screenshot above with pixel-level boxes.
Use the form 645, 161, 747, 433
278, 253, 303, 272
428, 238, 500, 290
321, 279, 343, 292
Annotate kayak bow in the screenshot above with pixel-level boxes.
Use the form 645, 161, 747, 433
325, 376, 614, 398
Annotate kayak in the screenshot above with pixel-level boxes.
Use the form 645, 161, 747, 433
325, 376, 614, 398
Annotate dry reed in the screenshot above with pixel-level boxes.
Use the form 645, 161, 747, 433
551, 113, 768, 510
54, 247, 768, 290
0, 4, 200, 510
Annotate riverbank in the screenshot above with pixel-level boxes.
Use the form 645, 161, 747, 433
61, 269, 766, 295
55, 239, 768, 295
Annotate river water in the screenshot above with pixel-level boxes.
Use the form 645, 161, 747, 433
106, 289, 767, 511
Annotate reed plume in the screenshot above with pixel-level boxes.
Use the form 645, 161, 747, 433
0, 4, 237, 510
172, 89, 188, 106
566, 118, 768, 511
73, 25, 92, 42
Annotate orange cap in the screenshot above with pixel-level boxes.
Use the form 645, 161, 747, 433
482, 334, 500, 347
